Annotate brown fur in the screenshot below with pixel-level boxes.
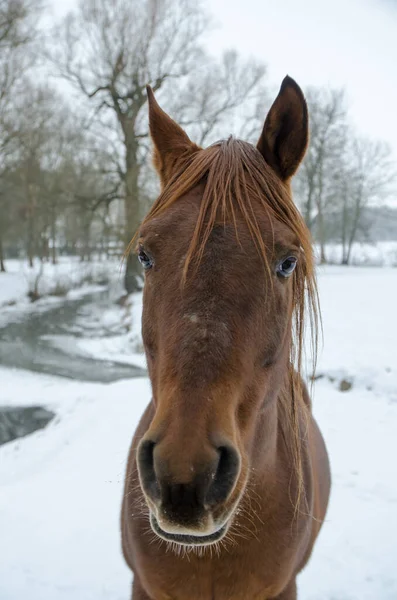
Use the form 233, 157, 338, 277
121, 76, 331, 599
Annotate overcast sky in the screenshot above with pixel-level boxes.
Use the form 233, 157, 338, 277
50, 0, 397, 158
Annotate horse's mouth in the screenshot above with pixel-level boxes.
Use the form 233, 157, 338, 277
150, 514, 228, 546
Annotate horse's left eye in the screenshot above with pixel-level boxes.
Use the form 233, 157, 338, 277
138, 246, 153, 270
277, 256, 297, 278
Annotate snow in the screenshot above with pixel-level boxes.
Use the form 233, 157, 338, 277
72, 293, 146, 368
0, 370, 147, 600
0, 257, 124, 308
301, 380, 397, 599
317, 240, 397, 267
1, 266, 397, 599
314, 266, 397, 396
39, 291, 146, 369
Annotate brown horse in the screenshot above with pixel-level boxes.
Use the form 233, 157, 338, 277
121, 76, 331, 600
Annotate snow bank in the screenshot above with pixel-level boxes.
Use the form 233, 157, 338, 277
0, 257, 125, 308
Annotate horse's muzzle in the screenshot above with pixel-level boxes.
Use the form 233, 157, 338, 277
137, 438, 240, 539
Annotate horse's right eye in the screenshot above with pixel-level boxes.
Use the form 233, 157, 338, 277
276, 256, 297, 278
138, 246, 153, 270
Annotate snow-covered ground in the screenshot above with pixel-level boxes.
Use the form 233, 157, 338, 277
1, 266, 397, 599
0, 257, 125, 308
72, 293, 146, 369
317, 240, 397, 267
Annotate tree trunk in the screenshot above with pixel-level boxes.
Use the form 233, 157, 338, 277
40, 236, 49, 262
0, 233, 6, 272
346, 223, 358, 265
83, 219, 91, 262
341, 188, 348, 265
124, 142, 143, 294
26, 182, 36, 268
51, 204, 57, 265
316, 206, 327, 264
304, 190, 311, 228
303, 173, 315, 231
51, 243, 57, 265
345, 243, 353, 265
315, 160, 327, 264
345, 196, 362, 266
319, 243, 327, 264
27, 225, 34, 268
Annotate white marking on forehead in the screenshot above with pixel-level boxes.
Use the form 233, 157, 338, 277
183, 313, 230, 338
184, 313, 199, 324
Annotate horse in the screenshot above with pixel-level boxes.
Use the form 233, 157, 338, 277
121, 76, 331, 600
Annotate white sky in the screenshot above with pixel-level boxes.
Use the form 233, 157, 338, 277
50, 0, 397, 159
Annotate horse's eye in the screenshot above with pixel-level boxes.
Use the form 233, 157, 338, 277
138, 246, 153, 270
277, 256, 297, 278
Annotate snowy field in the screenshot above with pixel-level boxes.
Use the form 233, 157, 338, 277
0, 265, 397, 599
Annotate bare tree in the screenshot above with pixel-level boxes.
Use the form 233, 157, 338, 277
14, 85, 59, 266
0, 178, 13, 270
0, 0, 42, 113
294, 87, 347, 263
0, 0, 41, 45
338, 137, 395, 264
2, 82, 79, 266
167, 50, 266, 145
62, 146, 123, 262
49, 0, 267, 293
0, 0, 43, 270
0, 76, 124, 268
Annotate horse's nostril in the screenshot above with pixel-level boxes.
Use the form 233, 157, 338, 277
138, 439, 239, 521
137, 439, 160, 500
206, 445, 240, 506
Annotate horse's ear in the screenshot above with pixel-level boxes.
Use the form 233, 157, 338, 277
256, 76, 308, 181
146, 86, 199, 187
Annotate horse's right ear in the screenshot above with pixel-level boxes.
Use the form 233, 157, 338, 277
146, 86, 199, 188
256, 76, 308, 181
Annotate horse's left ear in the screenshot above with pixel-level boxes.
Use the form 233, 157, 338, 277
257, 76, 308, 181
146, 86, 199, 187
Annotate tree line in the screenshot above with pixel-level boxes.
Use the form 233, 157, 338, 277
294, 88, 395, 265
0, 0, 395, 289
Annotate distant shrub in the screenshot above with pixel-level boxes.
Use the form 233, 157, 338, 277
49, 282, 70, 297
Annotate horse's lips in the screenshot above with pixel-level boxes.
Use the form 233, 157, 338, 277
150, 514, 228, 546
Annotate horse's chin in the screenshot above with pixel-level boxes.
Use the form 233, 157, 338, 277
149, 513, 229, 547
